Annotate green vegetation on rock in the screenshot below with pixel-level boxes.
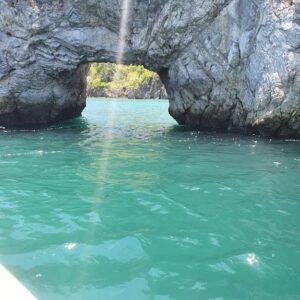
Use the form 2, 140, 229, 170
87, 63, 167, 99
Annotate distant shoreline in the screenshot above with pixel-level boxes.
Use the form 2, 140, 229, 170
87, 97, 169, 101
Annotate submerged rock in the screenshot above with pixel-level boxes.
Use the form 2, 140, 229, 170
0, 0, 299, 137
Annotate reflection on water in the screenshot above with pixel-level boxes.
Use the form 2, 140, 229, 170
0, 99, 299, 299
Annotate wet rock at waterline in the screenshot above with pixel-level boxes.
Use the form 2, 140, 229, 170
0, 0, 299, 137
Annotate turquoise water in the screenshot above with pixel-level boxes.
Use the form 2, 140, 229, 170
0, 99, 299, 299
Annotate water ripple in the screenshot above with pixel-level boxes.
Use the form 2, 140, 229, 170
0, 100, 299, 299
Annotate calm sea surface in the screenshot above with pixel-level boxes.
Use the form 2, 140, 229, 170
0, 99, 299, 299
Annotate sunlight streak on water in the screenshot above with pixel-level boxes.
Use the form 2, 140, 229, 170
95, 0, 132, 190
83, 2, 133, 263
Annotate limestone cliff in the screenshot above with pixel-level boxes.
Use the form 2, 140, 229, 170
0, 0, 299, 137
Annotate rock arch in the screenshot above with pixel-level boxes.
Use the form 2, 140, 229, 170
0, 0, 299, 137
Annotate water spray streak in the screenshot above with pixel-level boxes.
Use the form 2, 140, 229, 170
96, 0, 132, 190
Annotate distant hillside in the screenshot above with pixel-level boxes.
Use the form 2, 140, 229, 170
87, 63, 168, 99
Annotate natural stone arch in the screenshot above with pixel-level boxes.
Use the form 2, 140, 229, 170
0, 0, 299, 137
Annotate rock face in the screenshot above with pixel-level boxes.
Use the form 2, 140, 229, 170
0, 0, 299, 137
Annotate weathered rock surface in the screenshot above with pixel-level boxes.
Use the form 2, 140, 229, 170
0, 0, 299, 137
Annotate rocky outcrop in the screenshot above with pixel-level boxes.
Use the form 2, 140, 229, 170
0, 0, 299, 137
87, 76, 168, 100
86, 63, 168, 99
126, 81, 167, 99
